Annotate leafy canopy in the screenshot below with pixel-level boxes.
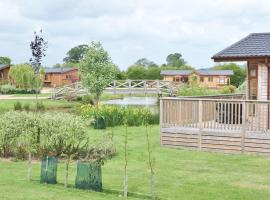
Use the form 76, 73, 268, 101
8, 64, 43, 90
63, 44, 89, 64
166, 53, 187, 68
79, 41, 117, 102
0, 56, 11, 64
212, 63, 246, 87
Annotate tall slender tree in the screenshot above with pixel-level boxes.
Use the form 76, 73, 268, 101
29, 29, 48, 110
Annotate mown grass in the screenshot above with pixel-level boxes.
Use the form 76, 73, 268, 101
0, 99, 80, 113
0, 125, 270, 200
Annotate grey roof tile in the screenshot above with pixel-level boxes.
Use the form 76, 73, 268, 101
44, 67, 77, 73
0, 64, 9, 70
212, 33, 270, 59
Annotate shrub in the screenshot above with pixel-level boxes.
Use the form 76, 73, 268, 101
0, 84, 38, 94
0, 84, 17, 94
221, 85, 236, 94
23, 103, 30, 111
36, 101, 45, 111
80, 105, 159, 127
14, 101, 22, 111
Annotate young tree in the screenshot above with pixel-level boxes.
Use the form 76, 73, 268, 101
29, 29, 48, 110
0, 56, 11, 64
8, 64, 42, 90
123, 123, 128, 197
166, 53, 187, 68
79, 41, 117, 104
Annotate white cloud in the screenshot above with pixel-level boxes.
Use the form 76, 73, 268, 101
0, 0, 270, 69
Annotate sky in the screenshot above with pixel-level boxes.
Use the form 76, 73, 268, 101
0, 0, 270, 70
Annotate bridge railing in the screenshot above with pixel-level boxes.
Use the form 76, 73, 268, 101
51, 80, 181, 99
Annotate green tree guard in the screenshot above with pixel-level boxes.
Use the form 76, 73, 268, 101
75, 161, 102, 192
40, 156, 58, 184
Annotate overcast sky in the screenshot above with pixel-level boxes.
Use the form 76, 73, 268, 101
0, 0, 270, 69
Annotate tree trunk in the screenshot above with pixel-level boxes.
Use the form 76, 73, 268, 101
150, 173, 156, 200
123, 124, 128, 197
28, 152, 32, 181
64, 158, 70, 188
123, 170, 128, 197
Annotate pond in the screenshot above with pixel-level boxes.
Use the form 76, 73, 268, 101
104, 96, 158, 106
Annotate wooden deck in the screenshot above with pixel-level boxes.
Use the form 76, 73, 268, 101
160, 97, 270, 156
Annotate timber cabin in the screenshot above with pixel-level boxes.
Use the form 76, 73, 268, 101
161, 69, 233, 89
43, 67, 79, 87
160, 33, 270, 156
0, 64, 10, 83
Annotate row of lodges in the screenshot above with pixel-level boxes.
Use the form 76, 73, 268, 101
0, 66, 234, 89
0, 64, 79, 87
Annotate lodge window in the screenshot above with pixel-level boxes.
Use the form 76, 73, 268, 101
208, 77, 213, 82
200, 77, 204, 82
44, 74, 48, 80
219, 77, 225, 84
0, 72, 3, 79
66, 75, 72, 79
173, 77, 181, 82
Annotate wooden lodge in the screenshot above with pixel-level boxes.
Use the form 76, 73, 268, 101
160, 33, 270, 156
161, 69, 233, 89
0, 64, 10, 84
43, 67, 79, 87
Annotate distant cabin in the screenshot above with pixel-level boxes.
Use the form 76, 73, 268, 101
160, 70, 234, 89
0, 64, 10, 83
43, 67, 79, 87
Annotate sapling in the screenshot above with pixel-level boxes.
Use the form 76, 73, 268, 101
145, 123, 156, 200
123, 122, 128, 197
29, 29, 48, 111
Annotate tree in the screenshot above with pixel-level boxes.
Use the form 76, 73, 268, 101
79, 41, 117, 104
135, 58, 158, 68
8, 64, 42, 90
212, 63, 246, 87
29, 29, 48, 110
126, 65, 147, 80
0, 56, 11, 64
63, 44, 89, 64
166, 53, 187, 68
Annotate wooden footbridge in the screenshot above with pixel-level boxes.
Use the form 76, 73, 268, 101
51, 80, 181, 99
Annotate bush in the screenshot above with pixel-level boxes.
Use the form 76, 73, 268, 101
14, 101, 22, 111
80, 105, 159, 127
23, 103, 30, 111
0, 84, 17, 94
0, 84, 38, 94
221, 85, 236, 94
36, 101, 45, 111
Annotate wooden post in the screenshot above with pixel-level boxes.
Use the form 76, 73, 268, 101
198, 100, 203, 150
241, 101, 246, 154
160, 99, 163, 146
157, 81, 160, 94
113, 80, 116, 94
144, 81, 147, 95
128, 80, 131, 95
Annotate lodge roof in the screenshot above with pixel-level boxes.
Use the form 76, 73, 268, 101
160, 70, 234, 76
212, 33, 270, 61
44, 67, 77, 74
0, 64, 10, 70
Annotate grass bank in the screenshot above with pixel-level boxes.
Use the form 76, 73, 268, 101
0, 126, 270, 200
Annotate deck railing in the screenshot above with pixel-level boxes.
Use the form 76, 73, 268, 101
160, 97, 270, 155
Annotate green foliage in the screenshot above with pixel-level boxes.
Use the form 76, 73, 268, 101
126, 65, 147, 79
14, 101, 22, 111
166, 53, 187, 68
80, 105, 159, 127
212, 63, 246, 87
79, 42, 117, 103
23, 103, 30, 111
8, 64, 43, 90
63, 44, 89, 64
237, 80, 247, 93
0, 56, 11, 64
0, 111, 89, 159
179, 80, 236, 96
0, 84, 37, 94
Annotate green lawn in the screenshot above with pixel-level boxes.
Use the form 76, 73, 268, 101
0, 99, 80, 113
1, 126, 270, 200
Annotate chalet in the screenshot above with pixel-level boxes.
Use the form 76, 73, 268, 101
44, 67, 79, 87
212, 32, 270, 101
161, 69, 233, 89
159, 33, 270, 156
0, 64, 10, 83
